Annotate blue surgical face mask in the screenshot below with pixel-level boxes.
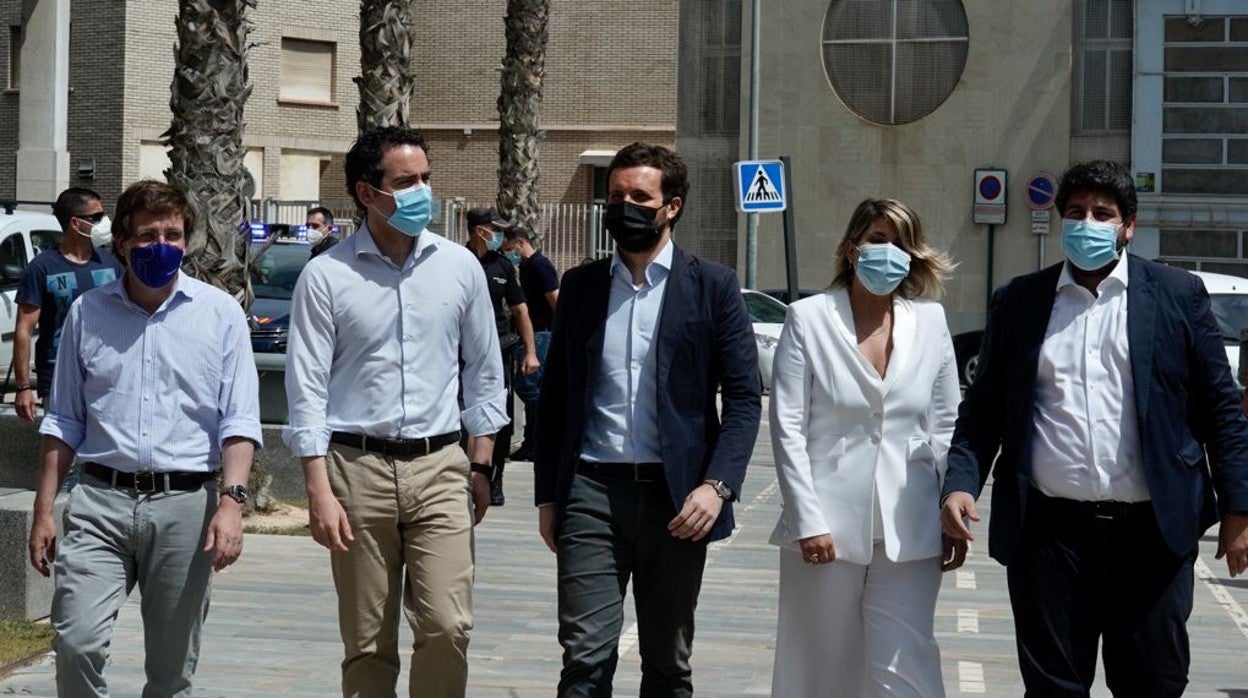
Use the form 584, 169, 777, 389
1062, 218, 1122, 271
504, 250, 522, 266
372, 183, 433, 237
855, 242, 911, 296
129, 242, 184, 289
487, 231, 504, 251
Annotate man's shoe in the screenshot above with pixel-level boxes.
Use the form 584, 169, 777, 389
510, 443, 535, 462
490, 477, 505, 507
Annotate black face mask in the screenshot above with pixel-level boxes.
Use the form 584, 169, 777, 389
604, 201, 668, 253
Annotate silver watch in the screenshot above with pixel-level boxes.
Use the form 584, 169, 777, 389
704, 479, 733, 501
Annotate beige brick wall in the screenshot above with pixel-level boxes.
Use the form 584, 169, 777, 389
0, 2, 22, 199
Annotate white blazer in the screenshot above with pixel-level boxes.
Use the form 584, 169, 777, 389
768, 289, 961, 565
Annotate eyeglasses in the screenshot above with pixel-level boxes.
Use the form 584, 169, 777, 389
76, 212, 107, 224
132, 230, 185, 245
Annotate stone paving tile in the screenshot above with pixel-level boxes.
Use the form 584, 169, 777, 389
4, 415, 1248, 695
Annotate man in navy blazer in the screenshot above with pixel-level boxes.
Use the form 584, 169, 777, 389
534, 143, 760, 697
941, 161, 1248, 697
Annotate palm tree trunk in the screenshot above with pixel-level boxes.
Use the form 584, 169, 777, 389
496, 0, 549, 230
356, 0, 414, 132
164, 0, 255, 308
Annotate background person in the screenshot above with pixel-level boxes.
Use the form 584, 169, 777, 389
306, 206, 338, 258
501, 224, 559, 462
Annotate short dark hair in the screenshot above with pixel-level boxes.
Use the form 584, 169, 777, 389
1055, 161, 1138, 220
606, 142, 689, 225
113, 180, 196, 242
344, 127, 430, 209
53, 187, 102, 230
502, 224, 535, 242
306, 206, 334, 226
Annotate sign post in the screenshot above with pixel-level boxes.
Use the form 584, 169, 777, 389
734, 158, 795, 299
973, 168, 1007, 309
1025, 171, 1058, 270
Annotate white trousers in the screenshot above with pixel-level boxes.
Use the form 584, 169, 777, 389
771, 543, 945, 697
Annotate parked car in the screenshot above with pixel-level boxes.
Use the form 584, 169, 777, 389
741, 288, 788, 390
953, 269, 1248, 388
0, 205, 63, 386
762, 287, 824, 305
249, 239, 311, 354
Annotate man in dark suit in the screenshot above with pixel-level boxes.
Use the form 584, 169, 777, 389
941, 160, 1248, 697
534, 143, 761, 697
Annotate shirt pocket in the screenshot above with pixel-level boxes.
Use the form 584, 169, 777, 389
1177, 440, 1205, 469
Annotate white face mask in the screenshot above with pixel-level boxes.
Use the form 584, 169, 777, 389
77, 215, 113, 247
306, 227, 325, 244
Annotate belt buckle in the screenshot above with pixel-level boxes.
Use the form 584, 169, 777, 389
420, 436, 431, 455
1094, 501, 1117, 520
359, 435, 371, 453
633, 464, 654, 482
133, 471, 159, 494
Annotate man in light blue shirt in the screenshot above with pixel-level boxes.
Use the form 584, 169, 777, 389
284, 127, 507, 697
27, 180, 262, 697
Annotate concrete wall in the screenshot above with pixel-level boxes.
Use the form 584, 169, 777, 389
751, 1, 1074, 333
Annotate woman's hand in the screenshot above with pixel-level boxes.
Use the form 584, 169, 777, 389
798, 533, 836, 565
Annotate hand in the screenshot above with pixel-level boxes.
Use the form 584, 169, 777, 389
1217, 512, 1248, 577
941, 532, 968, 572
538, 505, 557, 553
27, 512, 56, 577
203, 498, 244, 572
471, 472, 491, 525
521, 351, 540, 375
940, 491, 981, 541
15, 389, 36, 423
798, 534, 836, 565
667, 484, 724, 542
308, 489, 354, 552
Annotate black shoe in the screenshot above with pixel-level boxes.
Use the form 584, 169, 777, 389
490, 476, 505, 507
510, 443, 534, 462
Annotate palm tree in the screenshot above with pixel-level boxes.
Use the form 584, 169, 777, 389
163, 0, 255, 307
496, 0, 549, 230
356, 0, 414, 131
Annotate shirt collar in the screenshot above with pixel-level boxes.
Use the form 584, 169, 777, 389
609, 238, 674, 287
1057, 254, 1129, 292
354, 222, 437, 264
108, 270, 197, 306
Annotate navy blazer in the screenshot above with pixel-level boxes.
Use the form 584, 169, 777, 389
943, 255, 1248, 564
534, 245, 762, 543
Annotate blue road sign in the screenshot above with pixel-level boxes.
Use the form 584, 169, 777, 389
1025, 172, 1058, 211
734, 160, 787, 213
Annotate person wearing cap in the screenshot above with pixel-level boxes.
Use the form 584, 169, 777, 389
12, 187, 122, 422
464, 206, 539, 506
501, 224, 559, 461
284, 127, 506, 696
27, 179, 261, 696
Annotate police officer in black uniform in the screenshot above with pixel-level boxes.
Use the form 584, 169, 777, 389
464, 207, 539, 505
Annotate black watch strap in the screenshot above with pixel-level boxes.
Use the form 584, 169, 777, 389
470, 462, 496, 480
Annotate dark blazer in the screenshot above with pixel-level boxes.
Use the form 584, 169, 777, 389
534, 244, 762, 542
943, 255, 1248, 564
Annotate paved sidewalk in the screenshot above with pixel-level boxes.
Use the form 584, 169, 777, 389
4, 417, 1248, 696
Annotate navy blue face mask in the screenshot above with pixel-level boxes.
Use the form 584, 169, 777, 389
129, 242, 184, 289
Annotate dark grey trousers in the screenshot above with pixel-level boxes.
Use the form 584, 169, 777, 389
556, 469, 708, 697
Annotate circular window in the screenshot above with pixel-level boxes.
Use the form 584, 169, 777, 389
821, 0, 969, 126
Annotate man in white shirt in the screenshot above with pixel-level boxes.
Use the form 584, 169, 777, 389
941, 161, 1248, 697
284, 127, 507, 697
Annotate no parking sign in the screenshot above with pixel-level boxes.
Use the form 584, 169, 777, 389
973, 169, 1006, 224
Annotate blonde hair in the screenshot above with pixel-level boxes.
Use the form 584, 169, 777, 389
829, 198, 955, 300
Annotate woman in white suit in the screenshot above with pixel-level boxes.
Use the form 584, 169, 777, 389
769, 198, 965, 697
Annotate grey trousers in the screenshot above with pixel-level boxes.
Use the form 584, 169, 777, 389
52, 476, 217, 698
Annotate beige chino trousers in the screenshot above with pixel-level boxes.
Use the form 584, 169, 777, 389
326, 443, 475, 698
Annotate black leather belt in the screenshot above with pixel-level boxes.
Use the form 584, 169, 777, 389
578, 460, 665, 483
82, 462, 216, 493
1029, 489, 1152, 522
330, 431, 459, 458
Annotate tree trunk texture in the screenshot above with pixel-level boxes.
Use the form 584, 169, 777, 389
164, 0, 255, 309
496, 0, 549, 231
356, 0, 414, 132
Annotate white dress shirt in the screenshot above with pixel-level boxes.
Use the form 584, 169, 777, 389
580, 240, 673, 464
40, 272, 262, 472
1031, 258, 1149, 502
283, 224, 509, 458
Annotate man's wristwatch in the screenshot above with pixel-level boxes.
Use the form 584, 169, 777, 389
704, 479, 733, 501
470, 462, 496, 480
220, 484, 248, 505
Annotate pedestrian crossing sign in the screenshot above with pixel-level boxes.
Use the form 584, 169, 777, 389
734, 160, 787, 213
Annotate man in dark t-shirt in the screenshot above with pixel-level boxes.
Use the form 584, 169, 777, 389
13, 188, 122, 421
502, 225, 559, 461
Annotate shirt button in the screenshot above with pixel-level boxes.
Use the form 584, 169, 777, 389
143, 395, 151, 401
403, 335, 412, 341
871, 412, 882, 420
871, 433, 881, 444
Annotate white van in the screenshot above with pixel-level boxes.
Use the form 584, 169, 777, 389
0, 207, 64, 384
1193, 270, 1248, 387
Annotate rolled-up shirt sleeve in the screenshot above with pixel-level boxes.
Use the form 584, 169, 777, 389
39, 301, 87, 449
459, 261, 508, 436
217, 303, 263, 448
282, 264, 336, 456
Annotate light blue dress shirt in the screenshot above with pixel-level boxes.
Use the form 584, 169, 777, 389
40, 272, 263, 473
580, 240, 674, 464
282, 225, 508, 458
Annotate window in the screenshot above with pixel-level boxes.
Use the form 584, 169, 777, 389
280, 38, 335, 104
138, 142, 172, 181
280, 151, 323, 200
821, 0, 969, 125
8, 25, 22, 90
1072, 0, 1133, 133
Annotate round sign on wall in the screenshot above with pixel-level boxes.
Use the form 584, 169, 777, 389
1025, 172, 1058, 211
